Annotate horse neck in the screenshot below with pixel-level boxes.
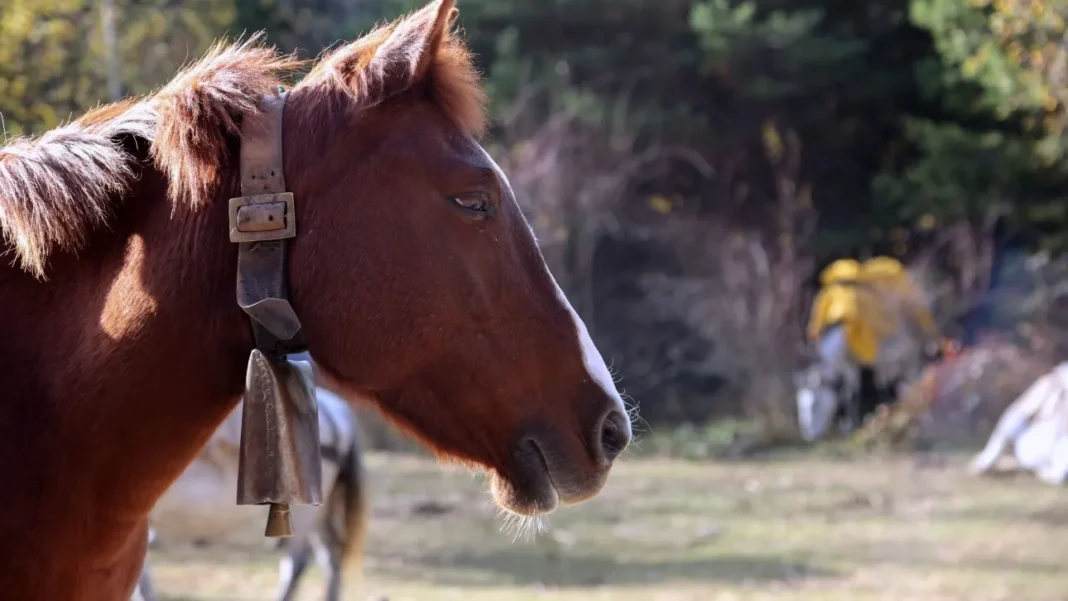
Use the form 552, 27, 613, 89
0, 166, 254, 530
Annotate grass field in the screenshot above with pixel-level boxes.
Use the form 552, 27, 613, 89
145, 450, 1068, 601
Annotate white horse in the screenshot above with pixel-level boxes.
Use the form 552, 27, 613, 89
970, 362, 1068, 485
132, 384, 369, 601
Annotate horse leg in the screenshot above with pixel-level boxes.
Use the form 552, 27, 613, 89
275, 539, 314, 601
131, 565, 159, 601
853, 366, 880, 429
971, 373, 1057, 475
841, 379, 861, 433
1037, 432, 1068, 485
317, 437, 370, 601
311, 532, 344, 601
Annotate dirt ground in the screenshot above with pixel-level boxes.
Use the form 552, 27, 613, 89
144, 450, 1068, 601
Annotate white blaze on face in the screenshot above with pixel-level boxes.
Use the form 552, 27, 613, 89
475, 143, 632, 435
548, 277, 631, 422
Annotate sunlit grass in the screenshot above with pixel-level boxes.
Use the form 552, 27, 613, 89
145, 450, 1068, 601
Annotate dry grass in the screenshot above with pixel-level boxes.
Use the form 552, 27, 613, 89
145, 451, 1068, 601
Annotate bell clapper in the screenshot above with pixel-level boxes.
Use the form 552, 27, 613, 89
264, 502, 294, 538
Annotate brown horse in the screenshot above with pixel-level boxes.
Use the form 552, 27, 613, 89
0, 1, 632, 599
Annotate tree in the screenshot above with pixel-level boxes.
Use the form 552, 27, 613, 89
0, 0, 98, 135
0, 0, 235, 135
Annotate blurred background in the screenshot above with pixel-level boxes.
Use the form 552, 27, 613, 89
8, 0, 1068, 600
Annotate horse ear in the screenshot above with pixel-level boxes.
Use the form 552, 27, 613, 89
377, 0, 456, 81
332, 0, 457, 103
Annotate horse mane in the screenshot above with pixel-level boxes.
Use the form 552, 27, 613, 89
0, 33, 303, 279
0, 6, 487, 280
0, 100, 157, 278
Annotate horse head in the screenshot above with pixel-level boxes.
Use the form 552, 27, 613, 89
269, 0, 632, 516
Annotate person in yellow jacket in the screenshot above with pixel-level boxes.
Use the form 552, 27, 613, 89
858, 256, 941, 354
806, 258, 881, 367
801, 258, 866, 439
807, 256, 942, 368
801, 255, 947, 440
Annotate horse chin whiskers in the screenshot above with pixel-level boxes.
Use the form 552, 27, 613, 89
496, 506, 549, 543
488, 459, 560, 519
486, 476, 551, 542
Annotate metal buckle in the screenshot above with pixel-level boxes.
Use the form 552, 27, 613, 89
228, 192, 296, 243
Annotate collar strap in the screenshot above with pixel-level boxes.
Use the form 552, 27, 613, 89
229, 90, 307, 356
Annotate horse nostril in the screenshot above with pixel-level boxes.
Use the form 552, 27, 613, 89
598, 410, 631, 464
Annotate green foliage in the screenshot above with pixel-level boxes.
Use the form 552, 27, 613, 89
690, 0, 868, 101
874, 118, 1033, 220
236, 0, 375, 59
0, 0, 235, 135
688, 0, 926, 255
115, 0, 236, 95
917, 0, 1068, 126
875, 0, 1068, 249
0, 0, 97, 135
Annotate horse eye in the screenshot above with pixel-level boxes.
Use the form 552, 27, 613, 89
448, 193, 491, 215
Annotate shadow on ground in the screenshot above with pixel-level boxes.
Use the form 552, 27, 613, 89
928, 503, 1068, 527
375, 548, 840, 588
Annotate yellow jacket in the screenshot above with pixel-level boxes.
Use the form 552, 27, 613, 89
807, 259, 858, 342
807, 259, 880, 365
859, 256, 939, 341
807, 257, 938, 366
